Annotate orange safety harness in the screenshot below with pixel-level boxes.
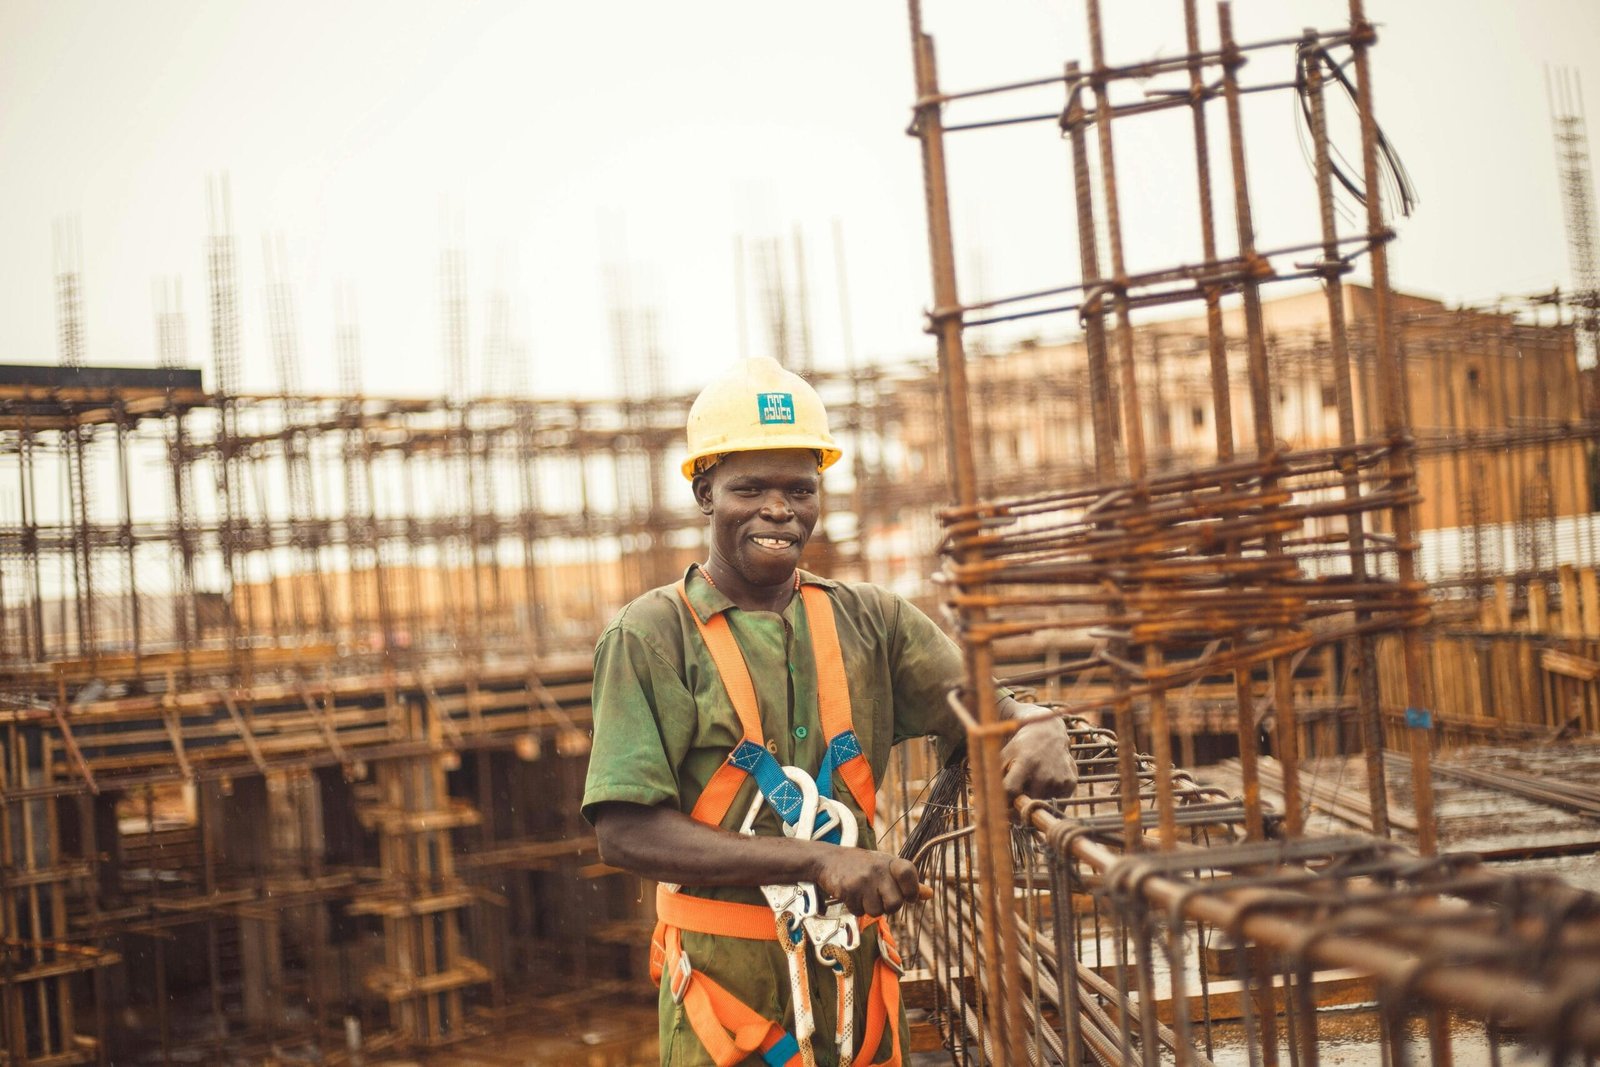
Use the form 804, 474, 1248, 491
649, 574, 905, 1067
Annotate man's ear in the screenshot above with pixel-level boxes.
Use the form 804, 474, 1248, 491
692, 473, 714, 515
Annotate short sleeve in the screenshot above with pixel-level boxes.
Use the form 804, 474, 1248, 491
581, 620, 699, 825
886, 594, 968, 764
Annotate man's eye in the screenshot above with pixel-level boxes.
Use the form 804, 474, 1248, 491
733, 487, 761, 496
790, 488, 815, 498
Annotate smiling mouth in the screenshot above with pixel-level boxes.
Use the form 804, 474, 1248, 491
751, 535, 797, 551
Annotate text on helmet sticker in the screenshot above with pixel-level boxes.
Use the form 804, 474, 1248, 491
757, 392, 796, 425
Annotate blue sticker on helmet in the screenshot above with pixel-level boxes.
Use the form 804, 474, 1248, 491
757, 392, 795, 424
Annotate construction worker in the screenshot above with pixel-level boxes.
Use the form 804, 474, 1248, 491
583, 356, 1077, 1066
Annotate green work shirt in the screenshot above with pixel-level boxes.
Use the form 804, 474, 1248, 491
582, 566, 966, 1066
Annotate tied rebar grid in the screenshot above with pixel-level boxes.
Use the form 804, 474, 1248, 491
905, 0, 1469, 1061
1028, 803, 1600, 1067
906, 721, 1600, 1065
905, 718, 1261, 1067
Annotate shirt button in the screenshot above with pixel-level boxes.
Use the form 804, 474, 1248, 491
766, 740, 779, 755
794, 726, 809, 740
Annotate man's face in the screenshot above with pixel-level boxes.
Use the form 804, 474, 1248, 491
694, 449, 821, 587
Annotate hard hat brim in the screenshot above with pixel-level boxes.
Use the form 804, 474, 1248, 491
681, 443, 843, 480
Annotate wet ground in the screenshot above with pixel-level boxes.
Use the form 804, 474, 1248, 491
1203, 1006, 1560, 1067
1383, 739, 1600, 892
1205, 741, 1600, 892
412, 995, 660, 1066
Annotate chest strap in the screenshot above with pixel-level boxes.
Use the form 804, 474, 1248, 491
799, 583, 877, 837
676, 575, 878, 833
676, 578, 800, 831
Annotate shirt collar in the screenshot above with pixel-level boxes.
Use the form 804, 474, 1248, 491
681, 563, 838, 620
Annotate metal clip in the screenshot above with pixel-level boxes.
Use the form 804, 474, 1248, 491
803, 908, 861, 968
761, 881, 820, 937
670, 952, 694, 1003
877, 935, 905, 977
813, 795, 858, 848
809, 794, 860, 848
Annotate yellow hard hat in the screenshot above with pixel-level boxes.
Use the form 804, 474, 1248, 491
681, 357, 842, 480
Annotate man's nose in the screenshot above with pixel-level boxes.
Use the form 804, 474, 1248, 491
760, 492, 794, 519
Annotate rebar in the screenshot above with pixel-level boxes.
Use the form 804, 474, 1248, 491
903, 1, 1600, 1062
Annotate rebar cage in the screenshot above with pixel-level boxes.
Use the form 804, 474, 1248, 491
903, 0, 1600, 1062
904, 721, 1600, 1066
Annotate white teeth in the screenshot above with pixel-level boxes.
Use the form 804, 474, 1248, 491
754, 536, 791, 549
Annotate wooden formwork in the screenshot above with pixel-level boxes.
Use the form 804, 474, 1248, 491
1377, 564, 1600, 745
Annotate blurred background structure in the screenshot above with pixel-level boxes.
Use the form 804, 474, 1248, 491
4, 2, 1600, 1065
3, 255, 1597, 1065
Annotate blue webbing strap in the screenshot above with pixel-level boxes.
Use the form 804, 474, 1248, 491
762, 1032, 801, 1066
729, 739, 807, 828
813, 730, 863, 843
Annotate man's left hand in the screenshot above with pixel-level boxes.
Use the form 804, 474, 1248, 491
999, 703, 1078, 801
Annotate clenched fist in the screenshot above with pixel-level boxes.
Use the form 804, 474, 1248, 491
814, 849, 922, 917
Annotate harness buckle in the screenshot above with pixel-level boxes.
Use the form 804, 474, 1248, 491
670, 951, 694, 1003
878, 935, 905, 976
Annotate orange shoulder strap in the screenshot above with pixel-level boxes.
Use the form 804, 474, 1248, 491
677, 577, 764, 744
799, 583, 854, 741
677, 577, 764, 827
799, 583, 878, 825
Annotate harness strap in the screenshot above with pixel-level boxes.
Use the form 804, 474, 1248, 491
662, 572, 902, 1065
678, 579, 806, 831
676, 578, 763, 740
678, 575, 878, 835
656, 884, 782, 941
652, 900, 905, 1067
798, 584, 877, 836
660, 923, 803, 1067
857, 931, 905, 1067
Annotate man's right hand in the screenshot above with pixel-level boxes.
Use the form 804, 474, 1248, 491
813, 849, 922, 917
595, 802, 930, 918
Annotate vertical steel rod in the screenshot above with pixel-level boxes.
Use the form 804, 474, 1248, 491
1346, 0, 1438, 858
1302, 30, 1392, 837
907, 2, 1025, 1057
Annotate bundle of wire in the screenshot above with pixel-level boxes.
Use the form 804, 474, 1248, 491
898, 748, 971, 865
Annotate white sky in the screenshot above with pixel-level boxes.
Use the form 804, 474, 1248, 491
1, 1, 1597, 399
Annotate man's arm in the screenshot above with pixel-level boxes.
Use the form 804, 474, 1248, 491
592, 801, 923, 917
883, 589, 1078, 802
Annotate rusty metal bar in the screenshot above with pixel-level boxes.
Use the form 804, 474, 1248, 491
907, 1, 1025, 1058
1346, 0, 1439, 858
1301, 30, 1392, 838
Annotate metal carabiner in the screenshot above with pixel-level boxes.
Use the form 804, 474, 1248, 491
742, 766, 824, 935
737, 763, 821, 841
810, 795, 858, 849
803, 906, 861, 968
761, 881, 820, 939
802, 794, 862, 967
